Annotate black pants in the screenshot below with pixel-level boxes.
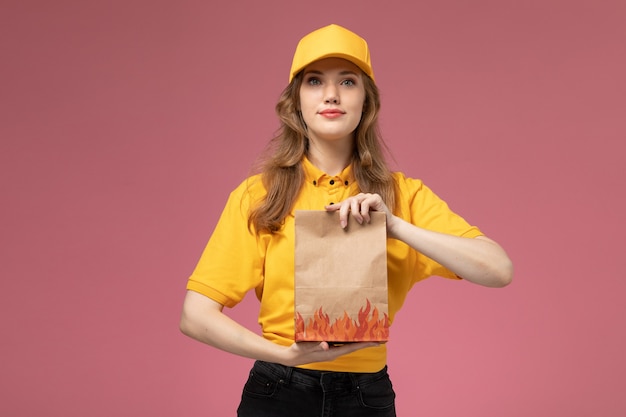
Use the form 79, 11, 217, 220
237, 360, 396, 417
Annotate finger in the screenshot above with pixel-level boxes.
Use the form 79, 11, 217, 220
324, 201, 350, 228
359, 196, 372, 223
330, 342, 381, 356
338, 200, 352, 228
350, 198, 364, 224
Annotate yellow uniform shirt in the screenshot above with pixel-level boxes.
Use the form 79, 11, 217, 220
187, 158, 483, 372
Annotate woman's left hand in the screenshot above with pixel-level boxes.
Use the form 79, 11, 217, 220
325, 193, 396, 232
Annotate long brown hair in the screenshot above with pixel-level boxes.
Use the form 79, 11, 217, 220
248, 71, 397, 233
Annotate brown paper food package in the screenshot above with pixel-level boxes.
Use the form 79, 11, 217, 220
294, 210, 389, 342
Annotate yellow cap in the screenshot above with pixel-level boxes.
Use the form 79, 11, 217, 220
289, 24, 375, 83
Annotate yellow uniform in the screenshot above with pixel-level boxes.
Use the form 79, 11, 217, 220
187, 157, 483, 372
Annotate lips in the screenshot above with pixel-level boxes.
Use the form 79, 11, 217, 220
318, 108, 345, 119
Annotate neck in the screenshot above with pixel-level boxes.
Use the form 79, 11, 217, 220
307, 137, 354, 175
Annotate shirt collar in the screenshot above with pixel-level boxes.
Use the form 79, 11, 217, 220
302, 156, 355, 187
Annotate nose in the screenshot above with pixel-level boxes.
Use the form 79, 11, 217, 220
324, 85, 339, 104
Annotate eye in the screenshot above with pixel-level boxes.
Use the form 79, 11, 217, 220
306, 77, 322, 86
341, 78, 356, 86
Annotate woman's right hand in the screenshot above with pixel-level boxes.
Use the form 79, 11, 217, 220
180, 290, 380, 367
282, 341, 381, 367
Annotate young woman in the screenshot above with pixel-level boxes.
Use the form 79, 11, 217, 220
180, 24, 513, 417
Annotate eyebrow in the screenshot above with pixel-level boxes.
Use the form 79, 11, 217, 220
304, 69, 359, 76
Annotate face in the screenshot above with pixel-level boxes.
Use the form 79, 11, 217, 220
299, 58, 366, 145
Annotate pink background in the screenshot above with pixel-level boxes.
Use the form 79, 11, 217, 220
1, 1, 625, 416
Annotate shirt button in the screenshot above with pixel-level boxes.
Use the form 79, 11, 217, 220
330, 180, 335, 185
344, 180, 349, 186
329, 202, 334, 205
313, 180, 317, 186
